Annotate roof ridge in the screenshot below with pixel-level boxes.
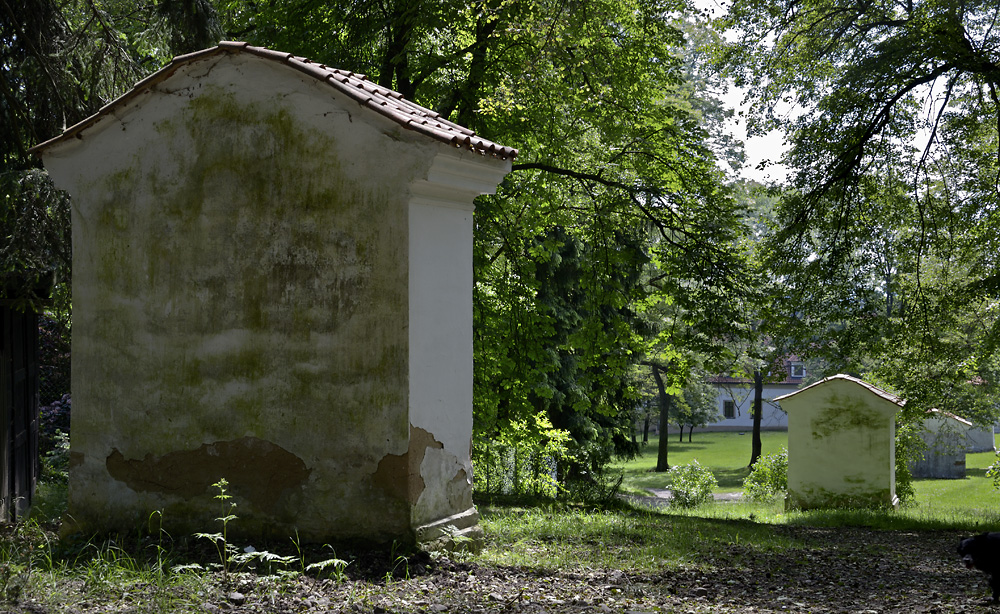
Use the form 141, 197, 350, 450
30, 42, 518, 160
773, 373, 906, 406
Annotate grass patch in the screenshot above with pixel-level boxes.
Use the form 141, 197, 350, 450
614, 432, 788, 494
477, 503, 801, 572
909, 447, 1000, 513
7, 432, 1000, 609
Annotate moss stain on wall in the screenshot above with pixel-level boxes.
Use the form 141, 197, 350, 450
811, 396, 886, 439
80, 81, 412, 533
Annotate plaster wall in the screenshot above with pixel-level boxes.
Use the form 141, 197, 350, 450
39, 54, 492, 541
711, 384, 795, 430
966, 427, 996, 453
910, 415, 969, 479
407, 195, 474, 533
784, 379, 900, 509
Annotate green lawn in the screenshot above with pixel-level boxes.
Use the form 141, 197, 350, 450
613, 431, 789, 493
614, 431, 1000, 521
911, 445, 999, 514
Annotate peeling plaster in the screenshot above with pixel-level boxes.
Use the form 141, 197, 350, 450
106, 437, 310, 515
373, 425, 443, 504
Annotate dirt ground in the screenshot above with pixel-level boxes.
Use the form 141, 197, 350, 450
4, 525, 995, 613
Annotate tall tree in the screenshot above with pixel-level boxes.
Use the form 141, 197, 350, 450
715, 0, 1000, 420
0, 0, 145, 307
219, 0, 753, 476
678, 369, 720, 442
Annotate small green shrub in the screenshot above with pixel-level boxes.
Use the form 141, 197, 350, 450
743, 448, 788, 502
473, 412, 572, 499
986, 453, 1000, 490
668, 460, 717, 508
41, 430, 70, 484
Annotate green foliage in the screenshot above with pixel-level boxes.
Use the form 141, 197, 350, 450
0, 170, 71, 310
40, 430, 69, 485
985, 454, 1000, 491
667, 460, 718, 508
893, 421, 922, 506
714, 0, 1000, 426
742, 448, 787, 502
473, 412, 571, 499
676, 370, 721, 435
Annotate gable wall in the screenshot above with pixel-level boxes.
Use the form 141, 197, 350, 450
46, 55, 441, 539
784, 379, 899, 509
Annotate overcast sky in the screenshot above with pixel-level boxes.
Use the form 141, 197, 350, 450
696, 0, 791, 185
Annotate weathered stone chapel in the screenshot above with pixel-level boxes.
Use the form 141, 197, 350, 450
30, 42, 516, 547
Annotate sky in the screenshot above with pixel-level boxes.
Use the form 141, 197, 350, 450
696, 0, 791, 185
726, 92, 791, 184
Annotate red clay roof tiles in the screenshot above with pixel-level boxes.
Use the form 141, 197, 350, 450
31, 41, 518, 160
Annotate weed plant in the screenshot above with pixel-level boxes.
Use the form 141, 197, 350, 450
667, 461, 717, 507
0, 475, 358, 611
742, 448, 788, 501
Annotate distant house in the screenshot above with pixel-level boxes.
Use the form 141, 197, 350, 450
707, 358, 808, 431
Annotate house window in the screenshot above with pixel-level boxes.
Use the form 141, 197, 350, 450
723, 400, 736, 419
790, 362, 805, 378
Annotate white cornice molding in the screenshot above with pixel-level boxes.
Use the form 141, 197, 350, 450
409, 148, 512, 211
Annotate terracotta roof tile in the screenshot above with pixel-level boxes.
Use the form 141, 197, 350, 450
772, 374, 905, 406
30, 41, 518, 160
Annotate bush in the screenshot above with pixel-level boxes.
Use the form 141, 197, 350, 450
742, 448, 788, 502
668, 460, 717, 508
473, 413, 572, 499
41, 430, 69, 484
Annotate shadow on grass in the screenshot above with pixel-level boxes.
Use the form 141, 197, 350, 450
912, 467, 988, 481
714, 466, 751, 490
636, 441, 710, 456
478, 497, 809, 571
781, 506, 1000, 533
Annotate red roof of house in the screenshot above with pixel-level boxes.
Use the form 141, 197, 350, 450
708, 356, 805, 386
30, 41, 518, 160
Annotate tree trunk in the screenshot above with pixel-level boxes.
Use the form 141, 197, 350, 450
749, 369, 763, 467
688, 425, 694, 442
378, 0, 418, 98
651, 365, 670, 472
678, 425, 684, 442
642, 414, 650, 443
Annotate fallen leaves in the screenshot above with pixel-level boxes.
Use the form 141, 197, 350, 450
2, 524, 994, 613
